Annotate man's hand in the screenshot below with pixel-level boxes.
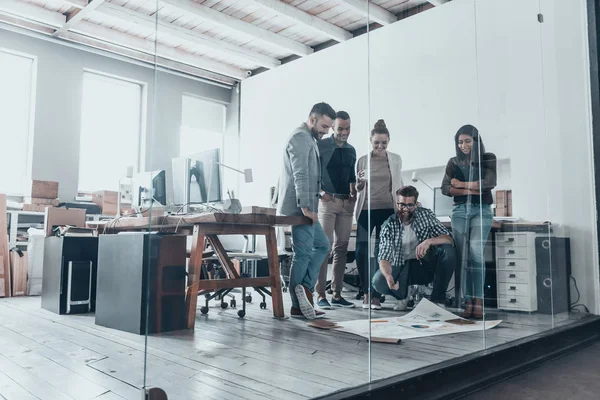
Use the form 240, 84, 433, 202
385, 274, 399, 291
450, 178, 463, 188
320, 193, 334, 202
416, 239, 431, 260
301, 207, 318, 225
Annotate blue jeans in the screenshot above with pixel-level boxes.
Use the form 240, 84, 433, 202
371, 244, 457, 303
451, 203, 493, 300
289, 221, 330, 309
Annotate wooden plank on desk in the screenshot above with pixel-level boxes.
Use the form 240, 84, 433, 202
196, 277, 271, 291
241, 206, 276, 215
169, 213, 309, 227
0, 194, 10, 297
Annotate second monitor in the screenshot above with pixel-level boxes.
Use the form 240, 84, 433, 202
172, 148, 222, 207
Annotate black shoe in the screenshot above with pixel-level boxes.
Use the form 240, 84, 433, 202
331, 296, 356, 308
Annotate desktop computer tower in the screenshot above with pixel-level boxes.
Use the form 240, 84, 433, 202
95, 233, 187, 334
535, 237, 571, 314
41, 237, 98, 315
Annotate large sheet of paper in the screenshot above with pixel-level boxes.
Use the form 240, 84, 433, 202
334, 299, 502, 340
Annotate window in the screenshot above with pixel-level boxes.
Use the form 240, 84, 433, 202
179, 94, 226, 156
0, 49, 36, 195
78, 71, 144, 192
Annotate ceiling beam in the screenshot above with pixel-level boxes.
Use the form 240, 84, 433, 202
248, 0, 353, 42
74, 21, 249, 79
98, 2, 280, 69
337, 0, 396, 25
161, 0, 313, 57
0, 0, 66, 27
0, 13, 237, 85
52, 0, 106, 37
61, 0, 88, 9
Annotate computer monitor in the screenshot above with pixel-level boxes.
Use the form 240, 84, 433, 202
172, 148, 222, 206
131, 170, 166, 209
433, 187, 454, 217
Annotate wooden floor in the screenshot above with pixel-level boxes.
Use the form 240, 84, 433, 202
0, 293, 591, 400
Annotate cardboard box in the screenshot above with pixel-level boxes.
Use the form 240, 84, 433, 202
495, 190, 513, 217
24, 197, 60, 206
29, 180, 59, 199
92, 191, 120, 215
23, 204, 53, 213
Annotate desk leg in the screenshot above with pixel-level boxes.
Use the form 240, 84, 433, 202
266, 227, 285, 318
186, 226, 205, 329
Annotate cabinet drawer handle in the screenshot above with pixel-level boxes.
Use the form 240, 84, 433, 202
510, 286, 516, 290
508, 250, 515, 255
509, 262, 516, 266
509, 299, 517, 303
509, 274, 516, 278
507, 238, 515, 242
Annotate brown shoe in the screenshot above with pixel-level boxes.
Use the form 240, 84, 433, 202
461, 300, 473, 318
472, 298, 484, 319
290, 306, 305, 318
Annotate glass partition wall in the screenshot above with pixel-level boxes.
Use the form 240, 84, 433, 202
1, 1, 595, 399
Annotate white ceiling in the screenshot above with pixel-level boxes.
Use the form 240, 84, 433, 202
0, 0, 447, 86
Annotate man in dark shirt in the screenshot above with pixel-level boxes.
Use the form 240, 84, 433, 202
315, 111, 357, 309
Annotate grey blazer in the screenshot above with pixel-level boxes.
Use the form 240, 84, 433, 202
274, 123, 322, 216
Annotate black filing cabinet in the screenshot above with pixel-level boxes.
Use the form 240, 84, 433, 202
41, 237, 99, 315
95, 233, 187, 335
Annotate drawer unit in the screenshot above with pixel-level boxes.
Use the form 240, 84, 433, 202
496, 232, 537, 312
497, 282, 531, 297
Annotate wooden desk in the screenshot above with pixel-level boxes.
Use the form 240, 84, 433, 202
89, 212, 310, 328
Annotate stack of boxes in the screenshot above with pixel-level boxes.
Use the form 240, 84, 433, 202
23, 180, 60, 212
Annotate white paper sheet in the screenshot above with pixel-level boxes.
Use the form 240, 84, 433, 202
334, 299, 501, 340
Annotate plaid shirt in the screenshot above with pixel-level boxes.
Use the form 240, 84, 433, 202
378, 207, 452, 267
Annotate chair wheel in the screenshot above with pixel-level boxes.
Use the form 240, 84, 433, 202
237, 310, 246, 318
230, 300, 236, 308
221, 302, 228, 309
283, 287, 288, 293
260, 302, 267, 309
380, 296, 386, 304
200, 306, 209, 314
408, 300, 415, 308
245, 295, 253, 303
355, 293, 362, 300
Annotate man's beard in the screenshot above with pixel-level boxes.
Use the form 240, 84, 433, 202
311, 126, 322, 140
399, 209, 414, 223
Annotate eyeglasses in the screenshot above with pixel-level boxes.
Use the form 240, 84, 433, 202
397, 202, 416, 209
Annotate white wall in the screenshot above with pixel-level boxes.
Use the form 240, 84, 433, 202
0, 28, 232, 202
240, 0, 599, 312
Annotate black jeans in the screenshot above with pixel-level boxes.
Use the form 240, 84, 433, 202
355, 208, 395, 299
371, 244, 457, 303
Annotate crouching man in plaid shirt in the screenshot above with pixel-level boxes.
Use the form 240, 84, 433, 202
372, 185, 457, 311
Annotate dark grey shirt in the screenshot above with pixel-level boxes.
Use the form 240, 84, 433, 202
317, 136, 357, 195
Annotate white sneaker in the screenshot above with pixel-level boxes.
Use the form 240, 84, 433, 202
393, 299, 408, 311
294, 285, 316, 320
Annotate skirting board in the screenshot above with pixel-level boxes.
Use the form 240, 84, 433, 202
315, 316, 600, 400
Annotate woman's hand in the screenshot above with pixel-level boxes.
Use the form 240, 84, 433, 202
356, 169, 366, 190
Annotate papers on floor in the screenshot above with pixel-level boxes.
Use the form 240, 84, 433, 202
310, 298, 501, 342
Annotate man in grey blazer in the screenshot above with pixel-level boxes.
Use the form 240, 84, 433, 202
275, 102, 336, 319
